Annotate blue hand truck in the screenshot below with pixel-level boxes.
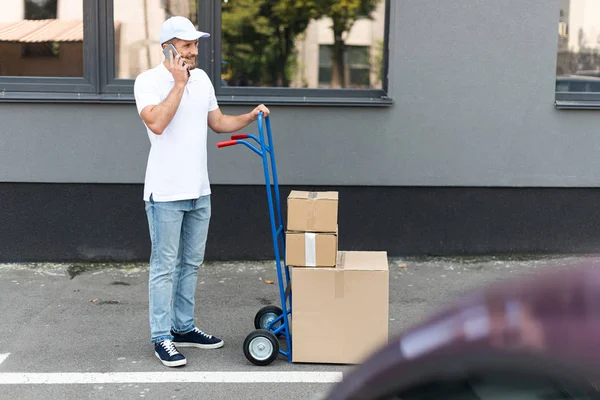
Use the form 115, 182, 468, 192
216, 112, 292, 366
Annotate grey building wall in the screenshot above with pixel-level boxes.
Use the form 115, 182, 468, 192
3, 0, 595, 189
5, 0, 600, 263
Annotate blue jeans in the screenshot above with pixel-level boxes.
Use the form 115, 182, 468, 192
144, 194, 211, 343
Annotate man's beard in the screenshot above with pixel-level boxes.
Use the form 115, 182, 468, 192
183, 58, 196, 69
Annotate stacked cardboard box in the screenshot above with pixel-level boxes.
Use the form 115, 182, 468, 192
285, 190, 389, 364
285, 191, 338, 267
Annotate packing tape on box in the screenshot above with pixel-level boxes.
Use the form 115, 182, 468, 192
304, 232, 316, 267
306, 192, 317, 230
303, 192, 318, 230
337, 251, 346, 266
335, 251, 346, 299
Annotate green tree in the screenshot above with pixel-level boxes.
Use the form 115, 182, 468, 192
221, 0, 269, 85
221, 0, 318, 87
269, 0, 319, 86
315, 0, 381, 88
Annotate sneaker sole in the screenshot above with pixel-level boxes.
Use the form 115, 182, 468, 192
154, 352, 187, 367
172, 341, 224, 349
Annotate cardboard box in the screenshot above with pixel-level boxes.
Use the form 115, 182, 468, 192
287, 191, 338, 233
286, 230, 337, 267
291, 251, 389, 364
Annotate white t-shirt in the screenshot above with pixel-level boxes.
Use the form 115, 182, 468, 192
134, 63, 219, 202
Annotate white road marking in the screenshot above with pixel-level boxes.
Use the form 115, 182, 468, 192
0, 371, 343, 384
0, 354, 8, 366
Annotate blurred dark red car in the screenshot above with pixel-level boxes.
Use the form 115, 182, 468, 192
324, 262, 600, 399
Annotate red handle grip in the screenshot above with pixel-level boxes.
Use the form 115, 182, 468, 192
216, 140, 238, 148
231, 134, 249, 140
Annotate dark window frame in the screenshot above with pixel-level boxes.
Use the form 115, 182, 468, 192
0, 0, 392, 107
98, 0, 140, 98
555, 91, 600, 109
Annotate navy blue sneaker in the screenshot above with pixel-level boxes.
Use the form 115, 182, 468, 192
154, 340, 186, 367
172, 327, 225, 349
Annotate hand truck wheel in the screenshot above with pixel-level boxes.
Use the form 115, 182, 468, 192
254, 305, 284, 336
243, 329, 279, 366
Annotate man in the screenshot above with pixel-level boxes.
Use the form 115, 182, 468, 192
133, 16, 270, 367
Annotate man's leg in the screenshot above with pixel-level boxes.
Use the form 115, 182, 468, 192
171, 195, 224, 349
145, 197, 188, 366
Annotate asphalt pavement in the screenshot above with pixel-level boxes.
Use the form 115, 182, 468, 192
0, 254, 595, 400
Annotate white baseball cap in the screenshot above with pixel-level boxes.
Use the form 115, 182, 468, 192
159, 16, 210, 45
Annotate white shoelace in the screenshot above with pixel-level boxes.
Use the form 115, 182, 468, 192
161, 340, 179, 356
192, 327, 213, 338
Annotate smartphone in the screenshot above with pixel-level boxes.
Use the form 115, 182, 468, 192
162, 44, 179, 62
162, 44, 190, 75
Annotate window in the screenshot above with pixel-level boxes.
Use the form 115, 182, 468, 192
25, 0, 57, 19
555, 0, 600, 108
0, 0, 97, 95
216, 0, 391, 105
0, 0, 82, 77
0, 0, 391, 106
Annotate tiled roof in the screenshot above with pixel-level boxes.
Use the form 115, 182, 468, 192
0, 19, 83, 43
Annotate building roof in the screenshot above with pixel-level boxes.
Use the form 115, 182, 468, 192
0, 19, 83, 43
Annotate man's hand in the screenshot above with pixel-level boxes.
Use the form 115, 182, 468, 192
208, 104, 272, 134
249, 104, 270, 121
165, 52, 189, 86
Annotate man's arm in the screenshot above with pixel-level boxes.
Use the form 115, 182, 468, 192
208, 104, 270, 134
140, 83, 185, 135
137, 55, 189, 135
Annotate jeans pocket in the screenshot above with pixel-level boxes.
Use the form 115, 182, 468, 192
150, 193, 155, 205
